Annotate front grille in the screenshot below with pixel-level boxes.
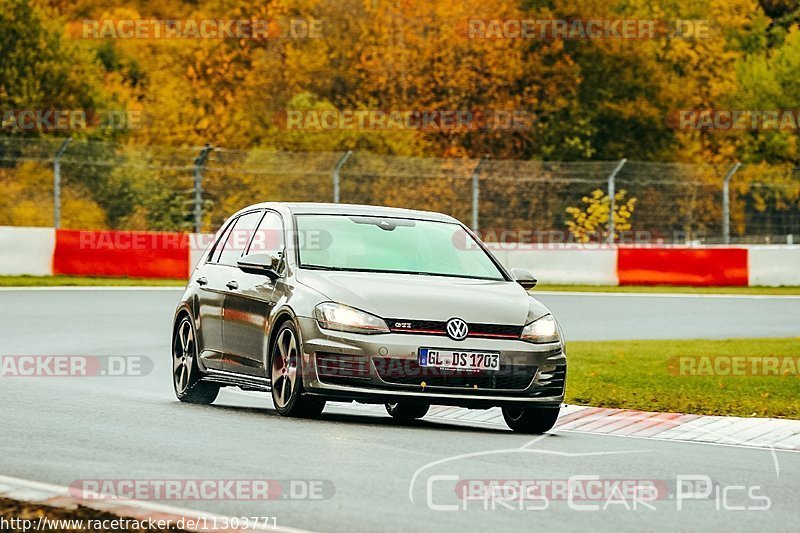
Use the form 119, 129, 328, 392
385, 319, 523, 339
316, 353, 370, 383
372, 357, 536, 391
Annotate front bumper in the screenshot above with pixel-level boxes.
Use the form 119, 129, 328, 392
296, 316, 566, 408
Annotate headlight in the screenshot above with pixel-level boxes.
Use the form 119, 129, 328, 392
520, 314, 559, 343
314, 302, 389, 334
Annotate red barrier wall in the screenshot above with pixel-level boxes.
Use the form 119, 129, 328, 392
617, 248, 748, 286
53, 230, 189, 279
46, 228, 756, 285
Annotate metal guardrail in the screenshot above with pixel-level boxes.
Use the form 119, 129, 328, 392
0, 137, 798, 244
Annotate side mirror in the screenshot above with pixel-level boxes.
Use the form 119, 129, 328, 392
510, 268, 537, 290
237, 252, 281, 280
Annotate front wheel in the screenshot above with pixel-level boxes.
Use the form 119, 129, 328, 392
270, 321, 326, 418
502, 405, 560, 434
385, 402, 430, 422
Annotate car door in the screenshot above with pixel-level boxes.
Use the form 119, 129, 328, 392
203, 210, 265, 373
193, 219, 239, 370
222, 210, 285, 377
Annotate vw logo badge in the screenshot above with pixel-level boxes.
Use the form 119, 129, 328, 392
445, 318, 469, 341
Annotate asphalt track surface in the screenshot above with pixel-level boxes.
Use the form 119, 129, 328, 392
1, 288, 799, 532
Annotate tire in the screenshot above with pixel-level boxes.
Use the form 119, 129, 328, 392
385, 402, 430, 422
172, 315, 220, 404
502, 405, 560, 434
270, 320, 326, 418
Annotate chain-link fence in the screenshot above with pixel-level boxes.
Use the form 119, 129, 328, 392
0, 137, 798, 244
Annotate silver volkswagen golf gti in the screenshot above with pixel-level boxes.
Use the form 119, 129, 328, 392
172, 203, 567, 433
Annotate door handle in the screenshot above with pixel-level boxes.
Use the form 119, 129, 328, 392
196, 277, 208, 286
226, 280, 239, 290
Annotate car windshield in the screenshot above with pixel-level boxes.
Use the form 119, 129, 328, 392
294, 214, 506, 281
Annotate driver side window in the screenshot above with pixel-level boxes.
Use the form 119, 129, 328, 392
215, 211, 264, 265
248, 211, 285, 257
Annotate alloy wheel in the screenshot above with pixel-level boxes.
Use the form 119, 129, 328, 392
271, 328, 298, 409
173, 318, 195, 394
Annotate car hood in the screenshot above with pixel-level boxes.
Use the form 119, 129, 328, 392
295, 270, 550, 325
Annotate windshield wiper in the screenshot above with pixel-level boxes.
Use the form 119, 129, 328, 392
302, 265, 425, 275
301, 264, 353, 271
300, 265, 501, 281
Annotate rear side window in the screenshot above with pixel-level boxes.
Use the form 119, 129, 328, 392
210, 221, 235, 264
215, 211, 264, 265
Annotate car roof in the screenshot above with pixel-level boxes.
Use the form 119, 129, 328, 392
243, 202, 460, 223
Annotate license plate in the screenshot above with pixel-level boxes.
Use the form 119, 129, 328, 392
418, 348, 500, 371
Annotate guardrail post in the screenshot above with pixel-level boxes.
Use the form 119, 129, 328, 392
606, 158, 627, 243
332, 150, 353, 203
722, 162, 741, 245
53, 137, 72, 229
471, 156, 488, 231
193, 143, 212, 234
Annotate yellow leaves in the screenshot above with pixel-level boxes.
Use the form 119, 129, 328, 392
2, 200, 50, 227
564, 188, 637, 242
18, 0, 791, 168
0, 162, 107, 229
61, 196, 108, 229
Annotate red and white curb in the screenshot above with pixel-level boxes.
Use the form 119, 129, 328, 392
0, 475, 312, 533
318, 401, 800, 451
554, 406, 800, 450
